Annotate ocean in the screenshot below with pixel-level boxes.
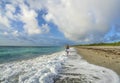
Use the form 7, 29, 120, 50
0, 47, 119, 83
0, 46, 64, 64
0, 46, 67, 83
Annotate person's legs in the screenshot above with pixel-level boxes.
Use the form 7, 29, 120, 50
66, 49, 69, 56
67, 50, 69, 56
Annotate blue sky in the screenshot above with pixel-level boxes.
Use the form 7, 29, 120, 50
0, 0, 120, 46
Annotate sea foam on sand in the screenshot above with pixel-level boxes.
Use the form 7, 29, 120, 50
58, 48, 120, 83
0, 48, 120, 83
0, 51, 67, 83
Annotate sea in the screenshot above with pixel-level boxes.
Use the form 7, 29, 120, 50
0, 46, 66, 83
0, 46, 119, 83
0, 46, 64, 64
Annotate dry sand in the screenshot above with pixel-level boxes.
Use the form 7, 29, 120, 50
75, 46, 120, 75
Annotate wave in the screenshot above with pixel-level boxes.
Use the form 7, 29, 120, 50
0, 51, 67, 83
0, 48, 119, 83
63, 48, 120, 83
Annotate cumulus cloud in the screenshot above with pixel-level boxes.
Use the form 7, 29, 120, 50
1, 0, 120, 45
5, 4, 16, 19
0, 14, 10, 27
0, 0, 50, 36
44, 0, 120, 43
18, 3, 41, 35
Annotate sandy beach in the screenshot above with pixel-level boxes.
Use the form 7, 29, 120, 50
75, 46, 120, 75
55, 48, 120, 83
0, 47, 119, 83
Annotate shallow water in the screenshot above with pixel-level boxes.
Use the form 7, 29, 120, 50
0, 50, 67, 83
60, 48, 120, 83
0, 46, 63, 63
0, 47, 120, 83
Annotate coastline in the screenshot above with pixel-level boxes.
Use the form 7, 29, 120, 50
0, 50, 67, 83
0, 47, 120, 83
55, 48, 120, 83
75, 46, 120, 75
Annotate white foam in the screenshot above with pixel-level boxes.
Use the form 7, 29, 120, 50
0, 51, 67, 83
0, 48, 120, 83
64, 48, 120, 83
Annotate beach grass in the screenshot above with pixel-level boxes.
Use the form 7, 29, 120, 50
74, 41, 120, 46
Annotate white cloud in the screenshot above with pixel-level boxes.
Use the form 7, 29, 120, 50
0, 14, 10, 27
1, 0, 120, 44
18, 3, 41, 35
3, 32, 8, 36
5, 4, 15, 13
41, 24, 49, 33
5, 4, 16, 19
26, 0, 45, 10
43, 0, 120, 43
18, 3, 50, 35
12, 30, 19, 37
0, 0, 49, 36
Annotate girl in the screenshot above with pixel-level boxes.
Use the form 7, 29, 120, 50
66, 45, 69, 56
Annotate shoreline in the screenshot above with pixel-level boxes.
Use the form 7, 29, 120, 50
0, 50, 66, 83
75, 46, 120, 75
55, 48, 120, 83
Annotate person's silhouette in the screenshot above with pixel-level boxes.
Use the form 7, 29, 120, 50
66, 45, 69, 56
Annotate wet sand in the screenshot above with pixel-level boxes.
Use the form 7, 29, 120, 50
75, 46, 120, 75
54, 48, 120, 83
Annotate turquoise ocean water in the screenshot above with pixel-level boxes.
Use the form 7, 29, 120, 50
0, 46, 64, 64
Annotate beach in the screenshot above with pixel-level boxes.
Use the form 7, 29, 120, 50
75, 46, 120, 75
0, 47, 120, 83
0, 46, 66, 83
55, 48, 120, 83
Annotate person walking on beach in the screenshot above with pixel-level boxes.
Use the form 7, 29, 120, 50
66, 44, 70, 56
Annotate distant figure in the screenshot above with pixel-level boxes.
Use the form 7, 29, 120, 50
66, 45, 70, 56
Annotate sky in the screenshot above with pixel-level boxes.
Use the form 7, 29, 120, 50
0, 0, 120, 46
